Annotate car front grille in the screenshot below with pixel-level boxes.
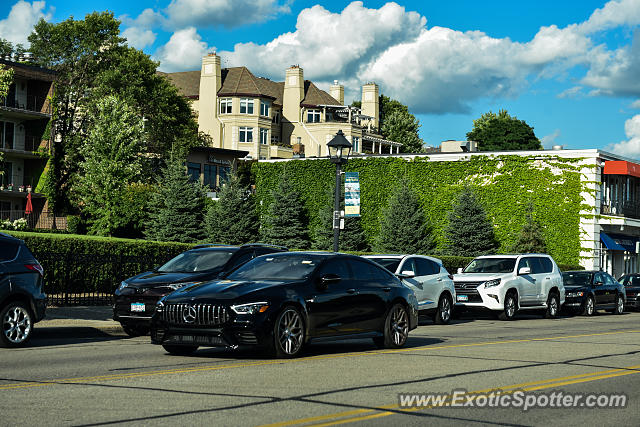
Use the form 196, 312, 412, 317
454, 282, 483, 293
161, 303, 229, 326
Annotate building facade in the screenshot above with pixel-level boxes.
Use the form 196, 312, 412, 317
0, 59, 54, 225
185, 146, 248, 198
161, 54, 400, 160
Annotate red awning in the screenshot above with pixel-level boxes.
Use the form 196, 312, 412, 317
603, 161, 640, 178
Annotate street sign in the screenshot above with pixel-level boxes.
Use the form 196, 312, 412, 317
345, 172, 360, 217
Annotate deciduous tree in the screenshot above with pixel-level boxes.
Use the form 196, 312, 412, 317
467, 109, 541, 151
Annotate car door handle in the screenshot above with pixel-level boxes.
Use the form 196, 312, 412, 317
346, 288, 356, 294
545, 277, 551, 280
382, 287, 391, 292
437, 278, 443, 281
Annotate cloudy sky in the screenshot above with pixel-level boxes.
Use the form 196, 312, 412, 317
1, 0, 640, 157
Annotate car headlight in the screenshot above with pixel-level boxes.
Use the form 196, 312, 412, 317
482, 279, 501, 288
167, 281, 202, 290
231, 302, 270, 315
118, 281, 128, 291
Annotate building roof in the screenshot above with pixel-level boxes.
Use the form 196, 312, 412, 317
0, 59, 56, 81
161, 66, 339, 108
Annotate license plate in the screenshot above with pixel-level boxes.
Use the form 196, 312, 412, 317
131, 302, 145, 312
457, 295, 468, 302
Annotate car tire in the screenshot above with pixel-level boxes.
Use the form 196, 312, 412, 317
162, 344, 198, 355
544, 292, 560, 319
0, 301, 34, 348
613, 294, 625, 315
121, 323, 149, 337
498, 291, 517, 321
581, 296, 595, 316
268, 306, 305, 358
433, 294, 452, 325
375, 303, 409, 349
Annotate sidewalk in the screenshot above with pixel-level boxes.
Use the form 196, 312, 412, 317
37, 306, 124, 336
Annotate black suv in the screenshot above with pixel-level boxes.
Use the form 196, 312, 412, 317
114, 243, 286, 336
0, 233, 46, 347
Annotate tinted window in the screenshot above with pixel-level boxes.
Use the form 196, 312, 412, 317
228, 251, 254, 271
517, 257, 539, 272
537, 257, 553, 274
158, 250, 235, 273
317, 259, 351, 279
368, 258, 401, 272
0, 241, 19, 261
562, 272, 592, 286
594, 272, 606, 285
621, 275, 640, 287
464, 258, 516, 273
349, 259, 390, 281
227, 254, 324, 281
399, 258, 416, 275
603, 273, 618, 286
414, 258, 439, 276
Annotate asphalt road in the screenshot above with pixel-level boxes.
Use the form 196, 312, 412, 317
1, 310, 639, 426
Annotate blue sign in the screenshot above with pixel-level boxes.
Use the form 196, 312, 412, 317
345, 172, 360, 217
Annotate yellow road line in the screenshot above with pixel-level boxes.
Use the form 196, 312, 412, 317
263, 364, 640, 427
1, 329, 639, 391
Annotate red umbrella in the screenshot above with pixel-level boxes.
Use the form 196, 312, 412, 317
25, 192, 33, 215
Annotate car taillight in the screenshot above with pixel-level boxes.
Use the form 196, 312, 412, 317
25, 263, 44, 276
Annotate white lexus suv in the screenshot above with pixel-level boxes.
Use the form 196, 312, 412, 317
453, 254, 564, 320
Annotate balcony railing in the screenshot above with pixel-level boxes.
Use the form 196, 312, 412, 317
601, 201, 640, 219
1, 135, 46, 152
0, 95, 51, 115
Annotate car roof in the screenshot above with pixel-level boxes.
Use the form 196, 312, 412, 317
0, 232, 21, 243
474, 254, 551, 259
363, 254, 443, 263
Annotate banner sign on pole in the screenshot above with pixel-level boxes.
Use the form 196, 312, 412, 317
344, 172, 360, 217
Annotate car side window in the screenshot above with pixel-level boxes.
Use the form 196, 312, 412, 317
594, 272, 605, 285
399, 258, 416, 275
603, 273, 618, 286
228, 251, 254, 271
517, 257, 534, 272
537, 257, 553, 274
414, 258, 438, 276
0, 241, 19, 262
349, 259, 390, 281
317, 259, 351, 279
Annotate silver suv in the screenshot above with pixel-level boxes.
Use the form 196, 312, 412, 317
364, 255, 455, 324
453, 254, 564, 320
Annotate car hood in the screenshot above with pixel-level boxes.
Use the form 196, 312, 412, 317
163, 279, 291, 302
125, 270, 220, 289
453, 273, 510, 282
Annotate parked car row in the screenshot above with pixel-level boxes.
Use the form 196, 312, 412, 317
1, 232, 638, 354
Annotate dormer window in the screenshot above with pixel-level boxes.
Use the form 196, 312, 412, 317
240, 98, 254, 114
307, 109, 321, 123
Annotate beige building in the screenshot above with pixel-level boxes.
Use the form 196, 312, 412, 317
161, 54, 400, 160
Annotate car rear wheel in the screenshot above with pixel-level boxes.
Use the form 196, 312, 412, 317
1, 302, 34, 348
613, 294, 625, 315
269, 306, 305, 358
121, 323, 149, 337
375, 303, 409, 349
498, 292, 517, 321
544, 292, 560, 319
581, 296, 595, 316
433, 294, 452, 324
162, 344, 198, 355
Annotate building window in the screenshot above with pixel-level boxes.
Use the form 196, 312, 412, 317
1, 162, 12, 186
1, 122, 14, 149
352, 136, 359, 152
187, 162, 201, 182
271, 135, 280, 144
220, 98, 232, 114
307, 109, 321, 123
272, 110, 280, 124
260, 101, 270, 117
239, 127, 253, 143
219, 166, 230, 184
204, 164, 217, 189
260, 128, 269, 145
240, 98, 254, 114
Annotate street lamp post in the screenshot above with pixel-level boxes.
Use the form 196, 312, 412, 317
327, 130, 352, 252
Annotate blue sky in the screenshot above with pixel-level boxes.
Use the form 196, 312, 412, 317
1, 0, 640, 156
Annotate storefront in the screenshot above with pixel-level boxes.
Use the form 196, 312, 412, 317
600, 231, 639, 279
186, 147, 248, 198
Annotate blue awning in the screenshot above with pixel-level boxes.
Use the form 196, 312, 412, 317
601, 232, 627, 251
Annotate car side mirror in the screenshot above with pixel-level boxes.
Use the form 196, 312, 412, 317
518, 267, 531, 275
400, 270, 415, 278
457, 267, 463, 274
594, 281, 604, 286
317, 274, 341, 290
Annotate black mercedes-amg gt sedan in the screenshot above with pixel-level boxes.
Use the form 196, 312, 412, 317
150, 252, 419, 358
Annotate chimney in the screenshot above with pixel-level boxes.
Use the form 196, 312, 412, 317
283, 65, 304, 124
198, 53, 223, 147
330, 80, 344, 105
361, 83, 379, 129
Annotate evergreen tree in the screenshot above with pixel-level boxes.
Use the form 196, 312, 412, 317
76, 96, 143, 236
341, 217, 371, 252
512, 208, 547, 253
375, 179, 435, 254
311, 187, 334, 251
261, 174, 310, 249
145, 158, 206, 243
444, 189, 499, 256
205, 171, 258, 244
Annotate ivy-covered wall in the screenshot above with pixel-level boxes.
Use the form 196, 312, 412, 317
253, 155, 589, 265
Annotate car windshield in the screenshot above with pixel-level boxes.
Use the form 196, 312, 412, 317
463, 258, 516, 273
157, 250, 235, 273
368, 258, 401, 272
562, 272, 592, 286
226, 254, 324, 281
620, 275, 640, 287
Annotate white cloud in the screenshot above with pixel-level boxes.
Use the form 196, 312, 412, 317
541, 129, 562, 148
122, 26, 156, 50
605, 115, 640, 157
630, 100, 640, 108
578, 0, 640, 33
557, 86, 584, 98
165, 0, 291, 29
0, 0, 53, 46
153, 27, 213, 72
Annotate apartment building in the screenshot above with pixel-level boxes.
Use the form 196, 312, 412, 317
162, 53, 400, 160
0, 59, 54, 222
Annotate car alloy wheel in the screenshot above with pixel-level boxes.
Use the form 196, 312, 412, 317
1, 303, 33, 347
615, 295, 624, 315
499, 292, 517, 320
582, 296, 595, 316
434, 295, 452, 324
544, 293, 559, 319
276, 307, 304, 357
